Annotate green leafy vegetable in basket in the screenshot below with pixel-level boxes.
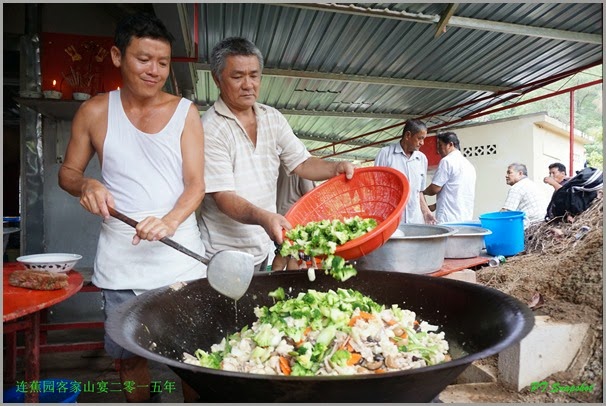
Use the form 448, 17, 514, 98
280, 217, 377, 281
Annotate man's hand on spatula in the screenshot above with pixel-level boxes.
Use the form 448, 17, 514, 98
132, 217, 177, 245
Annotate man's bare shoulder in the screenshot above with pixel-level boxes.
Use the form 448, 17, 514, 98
74, 92, 109, 120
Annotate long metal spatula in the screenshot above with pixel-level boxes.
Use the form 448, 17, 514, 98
108, 207, 254, 300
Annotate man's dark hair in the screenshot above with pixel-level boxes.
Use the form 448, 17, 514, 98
210, 37, 264, 80
402, 119, 427, 138
114, 13, 174, 55
436, 131, 461, 150
548, 162, 567, 175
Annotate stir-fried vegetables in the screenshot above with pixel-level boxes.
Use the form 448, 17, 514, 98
279, 217, 378, 281
185, 288, 450, 376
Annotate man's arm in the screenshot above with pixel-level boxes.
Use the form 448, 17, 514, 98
58, 97, 115, 219
419, 192, 437, 224
544, 176, 563, 191
423, 183, 442, 196
212, 191, 291, 244
292, 157, 355, 181
134, 104, 206, 243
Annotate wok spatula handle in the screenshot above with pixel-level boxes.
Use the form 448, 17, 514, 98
108, 207, 206, 263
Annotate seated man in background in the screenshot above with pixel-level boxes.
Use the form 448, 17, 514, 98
423, 131, 476, 223
543, 162, 570, 192
501, 163, 548, 228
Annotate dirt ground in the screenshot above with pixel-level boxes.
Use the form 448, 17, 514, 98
474, 195, 603, 403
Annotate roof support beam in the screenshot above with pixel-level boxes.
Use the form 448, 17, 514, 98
296, 133, 383, 147
196, 103, 455, 120
194, 64, 507, 93
308, 149, 376, 162
435, 4, 458, 38
280, 3, 602, 45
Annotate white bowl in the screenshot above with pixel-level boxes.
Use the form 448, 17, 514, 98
43, 90, 63, 99
17, 253, 82, 273
73, 92, 91, 101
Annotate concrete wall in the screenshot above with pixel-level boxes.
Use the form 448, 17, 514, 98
430, 113, 588, 219
42, 120, 103, 268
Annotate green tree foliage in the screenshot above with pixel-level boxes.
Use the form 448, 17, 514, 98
471, 66, 603, 168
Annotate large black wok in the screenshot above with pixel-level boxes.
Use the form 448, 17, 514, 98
106, 270, 533, 402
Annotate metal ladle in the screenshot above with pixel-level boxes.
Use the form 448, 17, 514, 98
108, 207, 254, 300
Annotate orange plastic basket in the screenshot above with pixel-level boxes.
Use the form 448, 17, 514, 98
284, 166, 410, 260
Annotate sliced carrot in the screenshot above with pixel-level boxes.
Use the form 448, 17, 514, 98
374, 368, 386, 374
359, 311, 374, 320
385, 319, 397, 326
348, 311, 374, 326
347, 352, 362, 366
345, 342, 355, 352
295, 326, 313, 347
279, 356, 291, 376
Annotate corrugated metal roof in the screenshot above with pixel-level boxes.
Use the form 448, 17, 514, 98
157, 3, 603, 162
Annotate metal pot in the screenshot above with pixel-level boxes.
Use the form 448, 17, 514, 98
355, 224, 454, 274
444, 226, 492, 259
106, 270, 533, 402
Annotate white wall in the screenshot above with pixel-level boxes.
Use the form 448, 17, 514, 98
439, 113, 588, 219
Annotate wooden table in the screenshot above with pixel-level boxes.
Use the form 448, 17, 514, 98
3, 263, 83, 402
429, 256, 491, 278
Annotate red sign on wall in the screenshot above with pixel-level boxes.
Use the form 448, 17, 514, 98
420, 135, 441, 169
41, 32, 122, 100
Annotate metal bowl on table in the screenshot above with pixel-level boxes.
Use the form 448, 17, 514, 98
444, 226, 492, 259
355, 224, 455, 274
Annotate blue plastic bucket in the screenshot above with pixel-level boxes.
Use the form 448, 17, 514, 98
479, 211, 525, 256
3, 379, 81, 403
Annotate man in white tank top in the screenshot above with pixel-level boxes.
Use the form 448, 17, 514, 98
58, 13, 203, 403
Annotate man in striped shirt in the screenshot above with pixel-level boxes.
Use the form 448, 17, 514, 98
199, 37, 354, 271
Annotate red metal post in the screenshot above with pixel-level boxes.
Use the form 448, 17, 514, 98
171, 3, 199, 62
4, 331, 17, 385
569, 91, 575, 174
24, 312, 40, 403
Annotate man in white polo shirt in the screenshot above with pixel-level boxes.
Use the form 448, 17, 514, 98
199, 37, 354, 271
502, 163, 548, 228
423, 131, 476, 223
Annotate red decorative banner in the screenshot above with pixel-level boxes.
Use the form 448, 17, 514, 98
420, 135, 441, 169
41, 32, 122, 100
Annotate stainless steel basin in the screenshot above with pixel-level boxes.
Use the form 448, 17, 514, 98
444, 226, 492, 259
355, 224, 455, 274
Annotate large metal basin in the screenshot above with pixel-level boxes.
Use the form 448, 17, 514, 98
445, 226, 492, 259
106, 270, 533, 402
356, 224, 454, 274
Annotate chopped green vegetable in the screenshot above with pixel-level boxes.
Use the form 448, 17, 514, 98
194, 349, 222, 369
279, 216, 377, 282
268, 287, 285, 301
187, 288, 450, 375
330, 349, 351, 366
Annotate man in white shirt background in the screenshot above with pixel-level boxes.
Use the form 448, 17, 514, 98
374, 119, 436, 225
501, 163, 548, 228
423, 131, 476, 223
